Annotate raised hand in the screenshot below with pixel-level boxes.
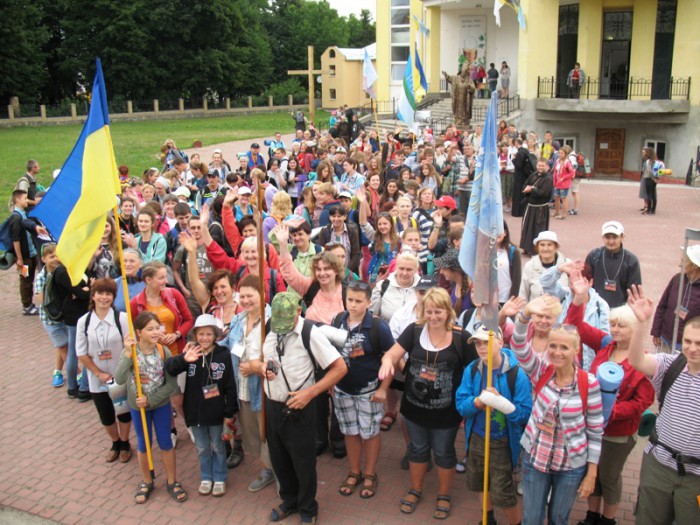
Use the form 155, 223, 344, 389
223, 188, 237, 206
199, 204, 210, 225
525, 294, 560, 318
627, 285, 654, 323
179, 230, 197, 253
274, 222, 290, 245
558, 259, 584, 276
569, 270, 590, 298
354, 188, 366, 203
500, 296, 526, 318
183, 342, 202, 363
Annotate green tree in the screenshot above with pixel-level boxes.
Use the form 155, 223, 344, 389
0, 0, 50, 105
347, 9, 375, 49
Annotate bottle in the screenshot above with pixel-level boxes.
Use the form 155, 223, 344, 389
221, 418, 236, 441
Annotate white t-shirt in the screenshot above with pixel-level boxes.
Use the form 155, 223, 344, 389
496, 248, 512, 303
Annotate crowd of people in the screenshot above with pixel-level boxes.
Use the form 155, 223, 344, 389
5, 117, 699, 525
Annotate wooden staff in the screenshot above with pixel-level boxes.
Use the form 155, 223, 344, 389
256, 183, 268, 443
112, 203, 155, 481
482, 330, 494, 525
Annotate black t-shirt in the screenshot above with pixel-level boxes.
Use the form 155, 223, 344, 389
397, 322, 476, 428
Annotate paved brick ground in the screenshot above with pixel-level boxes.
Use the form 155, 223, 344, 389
0, 174, 698, 524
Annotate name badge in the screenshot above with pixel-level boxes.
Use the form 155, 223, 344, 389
535, 417, 555, 435
97, 350, 112, 361
202, 384, 220, 399
139, 373, 150, 385
231, 343, 245, 358
419, 365, 438, 382
349, 341, 365, 359
678, 306, 689, 320
604, 280, 617, 292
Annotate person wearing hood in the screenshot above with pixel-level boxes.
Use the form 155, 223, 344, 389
370, 251, 421, 323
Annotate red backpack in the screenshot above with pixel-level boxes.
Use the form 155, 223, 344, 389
533, 366, 589, 415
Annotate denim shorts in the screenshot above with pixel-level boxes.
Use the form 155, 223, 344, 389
403, 416, 459, 469
42, 321, 69, 348
553, 188, 570, 198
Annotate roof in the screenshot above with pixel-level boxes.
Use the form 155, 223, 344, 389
334, 43, 376, 61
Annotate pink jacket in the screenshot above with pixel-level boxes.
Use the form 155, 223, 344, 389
553, 159, 575, 190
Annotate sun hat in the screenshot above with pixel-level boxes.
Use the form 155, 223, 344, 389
433, 248, 461, 270
686, 245, 700, 267
270, 292, 300, 335
533, 231, 560, 247
193, 314, 224, 338
601, 221, 624, 236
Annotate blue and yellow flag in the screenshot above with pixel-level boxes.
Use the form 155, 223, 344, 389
459, 93, 503, 332
494, 0, 526, 31
414, 42, 428, 103
31, 59, 120, 284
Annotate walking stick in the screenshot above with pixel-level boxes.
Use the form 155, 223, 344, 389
256, 184, 268, 443
113, 204, 155, 481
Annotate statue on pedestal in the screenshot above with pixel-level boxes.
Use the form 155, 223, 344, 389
443, 63, 475, 128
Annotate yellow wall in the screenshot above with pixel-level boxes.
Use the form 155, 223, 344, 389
376, 0, 391, 101
578, 0, 603, 95
517, 0, 559, 99
426, 6, 441, 92
629, 0, 657, 99
671, 0, 700, 104
321, 47, 374, 108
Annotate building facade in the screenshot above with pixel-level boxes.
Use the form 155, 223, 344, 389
375, 0, 699, 179
321, 44, 377, 109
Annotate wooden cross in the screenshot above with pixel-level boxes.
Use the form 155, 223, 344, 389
287, 45, 331, 125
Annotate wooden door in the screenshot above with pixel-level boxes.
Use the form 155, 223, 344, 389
594, 128, 625, 176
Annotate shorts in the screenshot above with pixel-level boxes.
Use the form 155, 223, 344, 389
403, 416, 459, 469
43, 321, 69, 348
553, 188, 570, 198
333, 388, 384, 440
92, 391, 132, 427
571, 178, 580, 193
466, 433, 518, 508
131, 402, 173, 453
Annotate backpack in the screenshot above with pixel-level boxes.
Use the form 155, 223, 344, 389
264, 318, 325, 379
84, 307, 124, 339
374, 279, 392, 318
523, 152, 537, 177
42, 270, 65, 322
303, 280, 348, 310
209, 220, 234, 257
657, 353, 687, 413
470, 363, 520, 400
236, 266, 277, 298
290, 243, 322, 260
410, 324, 467, 368
534, 366, 589, 415
0, 210, 20, 257
329, 312, 383, 359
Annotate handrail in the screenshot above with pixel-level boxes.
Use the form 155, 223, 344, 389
537, 76, 691, 100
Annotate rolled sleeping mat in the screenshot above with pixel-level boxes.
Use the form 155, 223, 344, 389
597, 362, 624, 426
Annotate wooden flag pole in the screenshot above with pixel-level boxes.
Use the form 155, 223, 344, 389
112, 204, 156, 480
256, 184, 268, 443
482, 330, 494, 525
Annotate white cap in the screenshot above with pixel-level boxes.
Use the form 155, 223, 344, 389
336, 146, 347, 153
338, 191, 353, 199
237, 186, 252, 195
173, 187, 191, 198
601, 221, 624, 236
213, 148, 222, 154
533, 230, 559, 247
687, 245, 700, 267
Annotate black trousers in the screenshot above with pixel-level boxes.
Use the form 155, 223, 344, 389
19, 255, 38, 308
315, 391, 343, 448
265, 398, 318, 518
644, 178, 657, 213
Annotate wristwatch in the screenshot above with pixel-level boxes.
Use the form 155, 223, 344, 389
175, 331, 182, 340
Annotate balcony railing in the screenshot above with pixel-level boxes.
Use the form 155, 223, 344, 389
537, 76, 691, 100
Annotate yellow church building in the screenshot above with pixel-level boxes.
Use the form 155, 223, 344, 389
374, 0, 699, 179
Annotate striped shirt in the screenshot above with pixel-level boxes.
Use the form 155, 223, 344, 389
34, 267, 56, 325
411, 207, 435, 263
645, 354, 700, 476
511, 319, 604, 469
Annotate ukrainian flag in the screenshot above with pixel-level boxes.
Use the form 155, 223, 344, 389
31, 59, 120, 284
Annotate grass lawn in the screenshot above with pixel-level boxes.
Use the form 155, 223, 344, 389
0, 111, 329, 219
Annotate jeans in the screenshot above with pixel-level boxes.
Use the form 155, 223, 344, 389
66, 325, 89, 391
191, 424, 228, 483
521, 454, 586, 525
403, 416, 459, 469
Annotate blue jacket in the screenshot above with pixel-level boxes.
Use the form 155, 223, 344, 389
455, 347, 532, 466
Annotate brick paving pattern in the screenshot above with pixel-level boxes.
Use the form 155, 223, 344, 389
1, 166, 698, 523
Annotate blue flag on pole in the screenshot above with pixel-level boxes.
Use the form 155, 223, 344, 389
397, 49, 417, 131
458, 92, 503, 331
31, 59, 120, 285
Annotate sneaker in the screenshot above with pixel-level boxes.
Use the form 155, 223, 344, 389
212, 481, 226, 497
227, 443, 244, 469
516, 480, 523, 495
78, 390, 92, 402
67, 388, 79, 398
248, 469, 276, 492
23, 304, 39, 315
198, 480, 213, 495
77, 372, 83, 382
455, 456, 467, 474
171, 432, 178, 448
52, 371, 64, 388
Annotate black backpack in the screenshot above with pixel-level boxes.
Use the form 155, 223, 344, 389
42, 271, 65, 322
524, 152, 537, 177
657, 353, 688, 412
84, 307, 124, 339
303, 280, 347, 310
237, 267, 277, 298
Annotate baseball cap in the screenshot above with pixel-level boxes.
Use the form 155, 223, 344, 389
443, 141, 453, 148
237, 186, 252, 195
270, 293, 300, 334
213, 148, 222, 154
468, 324, 503, 343
336, 146, 347, 153
686, 245, 700, 267
533, 231, 560, 247
251, 143, 260, 149
435, 196, 457, 211
193, 314, 224, 339
338, 191, 353, 200
415, 275, 438, 291
601, 221, 624, 236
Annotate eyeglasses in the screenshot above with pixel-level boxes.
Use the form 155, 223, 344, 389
552, 323, 578, 334
348, 280, 370, 291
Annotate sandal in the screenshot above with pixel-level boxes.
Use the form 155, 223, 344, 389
270, 504, 298, 522
338, 471, 363, 496
380, 412, 396, 431
399, 489, 422, 514
433, 495, 451, 520
167, 481, 188, 503
360, 473, 378, 499
134, 481, 154, 504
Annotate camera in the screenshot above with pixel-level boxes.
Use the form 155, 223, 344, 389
281, 405, 301, 423
266, 360, 279, 375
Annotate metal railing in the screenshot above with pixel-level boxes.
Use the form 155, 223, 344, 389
429, 92, 521, 134
537, 76, 691, 100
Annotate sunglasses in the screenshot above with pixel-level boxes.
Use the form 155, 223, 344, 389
348, 280, 370, 291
